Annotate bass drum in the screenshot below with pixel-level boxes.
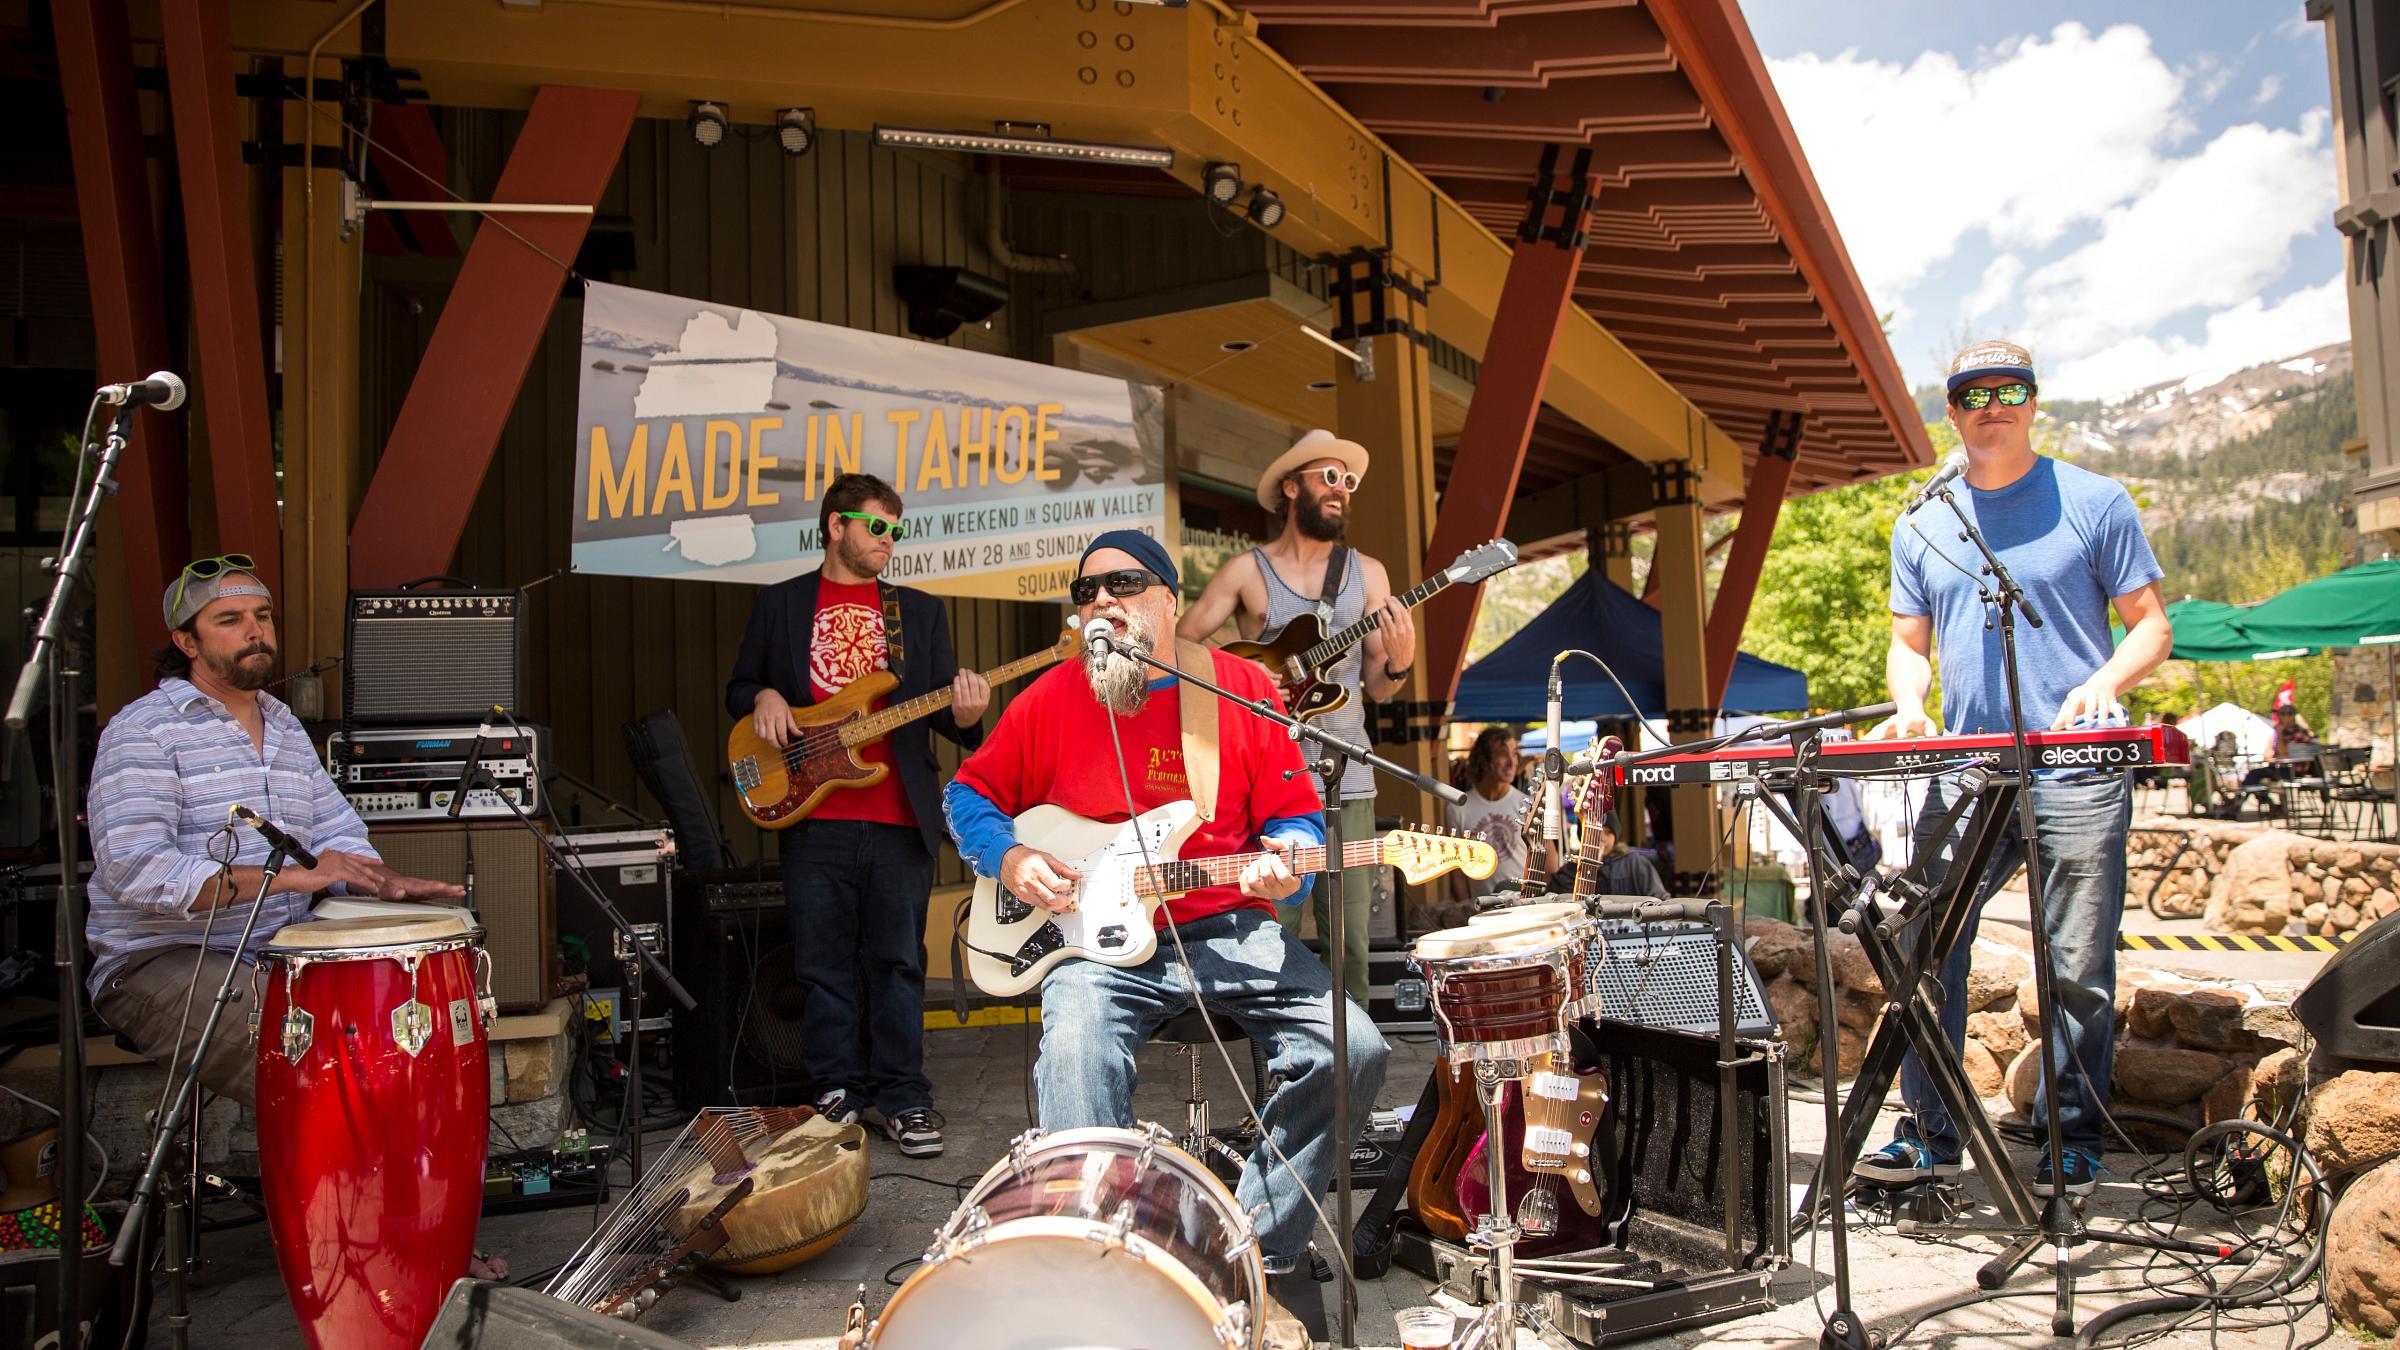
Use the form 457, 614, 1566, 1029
869, 1124, 1264, 1350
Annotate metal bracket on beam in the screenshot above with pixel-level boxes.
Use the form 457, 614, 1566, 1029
1664, 707, 1716, 734
1651, 461, 1697, 508
1758, 410, 1803, 462
1324, 248, 1429, 349
1367, 698, 1452, 745
1519, 144, 1598, 251
1590, 520, 1634, 558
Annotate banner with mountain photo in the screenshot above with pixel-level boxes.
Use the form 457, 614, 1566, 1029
571, 281, 1166, 600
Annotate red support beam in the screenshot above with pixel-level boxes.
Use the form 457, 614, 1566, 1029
350, 86, 637, 589
1704, 411, 1802, 706
1421, 149, 1601, 699
161, 0, 282, 596
363, 104, 462, 259
56, 0, 190, 664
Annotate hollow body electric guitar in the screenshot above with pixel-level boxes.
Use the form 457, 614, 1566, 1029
728, 629, 1074, 830
962, 800, 1498, 997
1221, 539, 1518, 724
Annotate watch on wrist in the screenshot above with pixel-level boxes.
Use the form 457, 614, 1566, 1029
1383, 662, 1413, 682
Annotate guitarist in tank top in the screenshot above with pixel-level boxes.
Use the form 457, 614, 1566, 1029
1178, 430, 1416, 1007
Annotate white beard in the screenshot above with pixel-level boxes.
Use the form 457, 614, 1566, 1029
1082, 612, 1157, 716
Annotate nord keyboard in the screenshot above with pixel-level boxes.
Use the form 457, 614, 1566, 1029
1609, 724, 2188, 787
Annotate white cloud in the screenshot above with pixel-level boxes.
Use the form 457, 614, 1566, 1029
1961, 255, 2024, 324
2253, 73, 2284, 107
1768, 23, 2187, 301
2017, 115, 2335, 358
2042, 275, 2350, 399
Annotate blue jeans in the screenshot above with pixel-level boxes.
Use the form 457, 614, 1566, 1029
781, 819, 935, 1115
1896, 771, 2132, 1158
1037, 907, 1390, 1262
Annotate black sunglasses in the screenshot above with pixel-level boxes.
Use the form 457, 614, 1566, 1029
1950, 382, 2033, 411
1069, 568, 1165, 606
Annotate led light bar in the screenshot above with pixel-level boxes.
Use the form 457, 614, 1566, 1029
874, 124, 1175, 170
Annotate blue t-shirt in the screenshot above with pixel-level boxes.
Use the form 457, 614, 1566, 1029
1890, 456, 2162, 736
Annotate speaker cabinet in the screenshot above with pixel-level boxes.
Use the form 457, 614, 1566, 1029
419, 1279, 696, 1348
2296, 908, 2400, 1067
369, 823, 555, 1012
671, 872, 811, 1108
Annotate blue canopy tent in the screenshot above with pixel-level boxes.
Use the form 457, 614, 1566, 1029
1457, 571, 1810, 723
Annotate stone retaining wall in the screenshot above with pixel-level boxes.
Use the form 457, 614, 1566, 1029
2122, 816, 2400, 939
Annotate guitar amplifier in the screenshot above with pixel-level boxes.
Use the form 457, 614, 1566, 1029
672, 868, 810, 1108
345, 589, 525, 726
367, 822, 555, 1012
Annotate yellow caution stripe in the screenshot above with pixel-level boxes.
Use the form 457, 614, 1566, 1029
2117, 933, 2345, 952
925, 1004, 1042, 1030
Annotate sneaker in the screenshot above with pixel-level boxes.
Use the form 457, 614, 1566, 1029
878, 1107, 945, 1158
813, 1089, 863, 1126
2033, 1148, 2103, 1198
1853, 1137, 1962, 1185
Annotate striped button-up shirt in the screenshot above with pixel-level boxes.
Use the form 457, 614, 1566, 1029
85, 678, 377, 995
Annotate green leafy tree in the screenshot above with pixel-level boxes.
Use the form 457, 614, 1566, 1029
1741, 467, 1926, 713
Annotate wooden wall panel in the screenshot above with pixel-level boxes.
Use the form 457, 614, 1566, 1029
362, 122, 1058, 882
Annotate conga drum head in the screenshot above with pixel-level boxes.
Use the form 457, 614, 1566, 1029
1466, 901, 1585, 930
264, 911, 476, 954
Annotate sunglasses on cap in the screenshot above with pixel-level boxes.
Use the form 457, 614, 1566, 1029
1950, 382, 2033, 411
1069, 568, 1166, 606
172, 552, 256, 617
1293, 465, 1360, 493
836, 510, 910, 541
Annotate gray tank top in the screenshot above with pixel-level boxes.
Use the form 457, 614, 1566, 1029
1253, 547, 1376, 801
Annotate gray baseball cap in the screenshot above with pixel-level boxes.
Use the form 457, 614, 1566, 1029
164, 559, 271, 631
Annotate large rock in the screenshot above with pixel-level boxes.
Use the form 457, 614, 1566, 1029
1835, 1025, 1867, 1081
2168, 989, 2252, 1052
2242, 1002, 2304, 1051
1765, 977, 1819, 1064
2305, 1071, 2400, 1176
1967, 1009, 2028, 1063
2127, 983, 2193, 1041
2112, 1046, 2236, 1106
1966, 944, 2031, 1014
2329, 1157, 2400, 1337
2007, 1044, 2041, 1118
1825, 931, 1883, 997
2201, 1064, 2254, 1126
2204, 830, 2314, 936
1835, 988, 1883, 1033
1747, 922, 1813, 983
1961, 1038, 2004, 1101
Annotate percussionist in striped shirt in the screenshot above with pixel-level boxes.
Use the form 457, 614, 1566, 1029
85, 556, 462, 1107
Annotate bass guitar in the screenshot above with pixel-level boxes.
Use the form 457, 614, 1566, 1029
961, 801, 1496, 997
728, 628, 1075, 830
1221, 539, 1518, 723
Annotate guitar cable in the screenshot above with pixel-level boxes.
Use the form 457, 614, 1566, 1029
1098, 686, 1361, 1291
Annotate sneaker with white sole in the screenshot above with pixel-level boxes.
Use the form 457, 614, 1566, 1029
813, 1089, 864, 1126
2032, 1148, 2103, 1198
879, 1107, 944, 1158
1853, 1137, 1962, 1185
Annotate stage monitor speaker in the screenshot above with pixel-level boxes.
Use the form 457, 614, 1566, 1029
369, 822, 555, 1012
419, 1279, 697, 1348
671, 870, 811, 1108
2294, 908, 2400, 1066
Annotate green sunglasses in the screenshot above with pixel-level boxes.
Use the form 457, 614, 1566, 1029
836, 511, 910, 541
172, 552, 256, 618
1951, 382, 2033, 411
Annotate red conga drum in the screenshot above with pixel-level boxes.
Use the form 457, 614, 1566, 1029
254, 913, 491, 1350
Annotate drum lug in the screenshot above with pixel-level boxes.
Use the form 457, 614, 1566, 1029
933, 1204, 991, 1261
1085, 1199, 1138, 1252
391, 999, 433, 1058
1215, 1305, 1252, 1350
280, 1008, 314, 1064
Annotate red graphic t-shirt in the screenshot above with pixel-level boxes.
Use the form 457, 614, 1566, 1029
807, 579, 915, 828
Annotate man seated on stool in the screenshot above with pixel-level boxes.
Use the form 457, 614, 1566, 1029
942, 530, 1389, 1316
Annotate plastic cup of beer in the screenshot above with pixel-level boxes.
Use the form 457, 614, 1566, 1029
1395, 1305, 1456, 1349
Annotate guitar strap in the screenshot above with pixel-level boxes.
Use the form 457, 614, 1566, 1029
1315, 544, 1349, 627
878, 582, 907, 680
1175, 639, 1221, 823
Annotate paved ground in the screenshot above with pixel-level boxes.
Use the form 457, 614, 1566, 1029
162, 1023, 2342, 1350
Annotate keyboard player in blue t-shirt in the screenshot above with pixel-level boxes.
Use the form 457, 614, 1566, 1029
1852, 340, 2173, 1200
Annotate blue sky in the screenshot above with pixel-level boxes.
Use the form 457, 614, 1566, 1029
1745, 0, 2346, 400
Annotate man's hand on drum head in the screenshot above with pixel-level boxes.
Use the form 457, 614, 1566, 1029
1238, 836, 1303, 904
1000, 845, 1082, 913
317, 849, 465, 902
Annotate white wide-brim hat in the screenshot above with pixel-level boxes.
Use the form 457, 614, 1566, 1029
1256, 429, 1370, 511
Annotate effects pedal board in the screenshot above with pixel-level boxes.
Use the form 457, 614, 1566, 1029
327, 724, 547, 822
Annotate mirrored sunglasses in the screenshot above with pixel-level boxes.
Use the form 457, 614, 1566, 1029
1069, 568, 1165, 606
1951, 382, 2033, 411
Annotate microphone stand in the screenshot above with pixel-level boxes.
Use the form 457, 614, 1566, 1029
1091, 634, 1463, 1349
459, 715, 695, 1187
5, 403, 132, 1349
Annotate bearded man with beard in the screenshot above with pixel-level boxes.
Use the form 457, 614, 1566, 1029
944, 531, 1388, 1309
726, 473, 988, 1157
86, 558, 463, 1106
1179, 430, 1414, 1006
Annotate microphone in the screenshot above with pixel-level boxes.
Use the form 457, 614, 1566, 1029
97, 371, 186, 411
447, 707, 500, 819
229, 805, 319, 869
1902, 450, 1969, 515
1082, 615, 1115, 654
1543, 660, 1564, 845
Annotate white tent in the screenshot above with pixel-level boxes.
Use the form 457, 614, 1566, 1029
2183, 701, 2273, 760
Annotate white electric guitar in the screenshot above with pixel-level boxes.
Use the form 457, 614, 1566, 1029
962, 801, 1498, 997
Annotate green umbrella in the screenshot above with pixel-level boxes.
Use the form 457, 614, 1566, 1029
2230, 558, 2400, 652
2166, 598, 2300, 662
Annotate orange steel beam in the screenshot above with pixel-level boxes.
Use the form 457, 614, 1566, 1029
349, 86, 637, 588
1421, 147, 1600, 700
1704, 411, 1801, 706
162, 0, 282, 596
56, 0, 190, 662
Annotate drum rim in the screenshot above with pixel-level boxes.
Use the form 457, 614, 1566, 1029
965, 1124, 1225, 1207
259, 931, 484, 962
1415, 936, 1583, 970
874, 1216, 1261, 1350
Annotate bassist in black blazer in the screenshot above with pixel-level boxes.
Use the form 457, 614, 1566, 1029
725, 473, 989, 1157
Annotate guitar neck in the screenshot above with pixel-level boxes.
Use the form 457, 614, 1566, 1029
840, 644, 1060, 746
1135, 838, 1386, 896
1304, 572, 1449, 667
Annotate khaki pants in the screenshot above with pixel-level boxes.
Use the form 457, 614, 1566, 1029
93, 947, 259, 1108
1276, 798, 1377, 1006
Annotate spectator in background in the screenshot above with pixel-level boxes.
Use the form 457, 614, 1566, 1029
1444, 727, 1550, 907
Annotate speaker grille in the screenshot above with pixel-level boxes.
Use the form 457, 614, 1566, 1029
1584, 922, 1775, 1038
345, 591, 523, 725
673, 879, 812, 1108
368, 823, 554, 1011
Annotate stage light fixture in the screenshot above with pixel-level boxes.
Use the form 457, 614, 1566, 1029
688, 101, 728, 149
776, 108, 816, 157
1203, 162, 1244, 204
1246, 186, 1285, 229
874, 124, 1175, 169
